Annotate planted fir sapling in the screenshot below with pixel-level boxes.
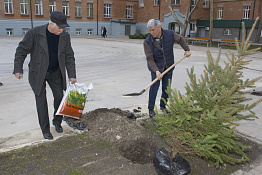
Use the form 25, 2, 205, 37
154, 17, 262, 167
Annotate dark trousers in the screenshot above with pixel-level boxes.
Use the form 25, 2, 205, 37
148, 71, 173, 110
35, 69, 63, 134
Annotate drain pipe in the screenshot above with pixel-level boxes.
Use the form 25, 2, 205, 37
97, 0, 98, 35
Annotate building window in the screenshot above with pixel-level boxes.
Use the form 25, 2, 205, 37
224, 29, 231, 35
191, 0, 196, 6
243, 6, 250, 20
35, 0, 43, 15
87, 3, 93, 17
62, 1, 69, 16
75, 2, 81, 17
49, 0, 56, 14
190, 22, 196, 32
218, 7, 223, 20
20, 0, 28, 15
154, 0, 159, 5
87, 29, 93, 35
22, 28, 29, 36
104, 4, 111, 18
139, 0, 144, 7
171, 0, 180, 5
203, 0, 208, 8
126, 5, 133, 19
76, 29, 82, 35
4, 0, 13, 14
6, 28, 13, 36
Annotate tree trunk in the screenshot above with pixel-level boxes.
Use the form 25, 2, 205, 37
255, 7, 262, 43
209, 0, 213, 39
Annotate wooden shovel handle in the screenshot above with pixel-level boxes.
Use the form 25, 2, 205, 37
144, 55, 187, 91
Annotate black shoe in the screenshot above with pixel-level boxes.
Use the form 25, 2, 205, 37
43, 132, 53, 140
54, 124, 63, 133
149, 109, 156, 118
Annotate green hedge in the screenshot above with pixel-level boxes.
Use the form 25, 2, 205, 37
128, 33, 149, 39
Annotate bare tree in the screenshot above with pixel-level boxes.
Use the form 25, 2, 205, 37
164, 0, 201, 36
255, 8, 262, 43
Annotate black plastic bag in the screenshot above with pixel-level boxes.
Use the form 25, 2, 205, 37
153, 148, 191, 175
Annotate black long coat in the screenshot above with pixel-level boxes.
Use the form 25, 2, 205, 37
13, 24, 76, 96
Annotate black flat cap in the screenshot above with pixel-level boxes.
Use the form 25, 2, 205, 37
50, 11, 70, 28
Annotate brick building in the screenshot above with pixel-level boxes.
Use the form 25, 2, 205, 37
0, 0, 261, 41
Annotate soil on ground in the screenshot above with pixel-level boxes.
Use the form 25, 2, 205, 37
1, 108, 262, 175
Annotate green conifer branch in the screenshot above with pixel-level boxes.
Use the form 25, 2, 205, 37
153, 17, 261, 167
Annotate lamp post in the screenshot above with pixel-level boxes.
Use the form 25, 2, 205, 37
97, 0, 98, 35
158, 0, 161, 20
30, 0, 33, 28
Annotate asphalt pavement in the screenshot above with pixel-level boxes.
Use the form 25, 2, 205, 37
0, 35, 262, 175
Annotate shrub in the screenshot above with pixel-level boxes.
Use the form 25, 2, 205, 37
128, 33, 149, 39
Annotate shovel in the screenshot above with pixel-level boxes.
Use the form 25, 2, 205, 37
123, 55, 187, 96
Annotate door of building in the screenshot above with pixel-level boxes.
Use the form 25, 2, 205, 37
169, 22, 180, 33
125, 25, 131, 35
199, 27, 205, 37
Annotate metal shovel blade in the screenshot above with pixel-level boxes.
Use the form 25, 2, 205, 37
122, 89, 146, 96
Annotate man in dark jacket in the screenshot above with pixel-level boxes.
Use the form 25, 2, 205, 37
13, 11, 77, 140
143, 18, 191, 118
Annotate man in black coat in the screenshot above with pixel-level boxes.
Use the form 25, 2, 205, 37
13, 11, 77, 140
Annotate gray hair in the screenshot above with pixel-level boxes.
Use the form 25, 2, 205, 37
147, 18, 161, 28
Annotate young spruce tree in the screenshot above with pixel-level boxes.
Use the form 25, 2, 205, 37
153, 17, 262, 167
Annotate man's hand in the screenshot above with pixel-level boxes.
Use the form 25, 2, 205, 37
14, 73, 23, 79
184, 50, 191, 57
156, 71, 163, 80
69, 78, 77, 84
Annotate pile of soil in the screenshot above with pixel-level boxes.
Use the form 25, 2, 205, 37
64, 108, 167, 164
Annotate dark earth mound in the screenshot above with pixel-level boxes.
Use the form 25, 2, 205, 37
1, 108, 262, 175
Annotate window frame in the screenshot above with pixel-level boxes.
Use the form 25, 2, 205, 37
87, 29, 93, 35
223, 29, 232, 35
87, 2, 93, 17
6, 28, 13, 36
20, 0, 28, 15
154, 0, 159, 6
49, 0, 56, 14
104, 3, 111, 18
76, 28, 82, 35
243, 5, 250, 20
217, 7, 223, 20
75, 2, 81, 17
5, 0, 13, 14
126, 5, 133, 19
139, 0, 144, 7
191, 0, 196, 6
171, 0, 180, 5
35, 0, 43, 15
62, 1, 69, 16
22, 28, 30, 36
190, 22, 197, 33
203, 0, 209, 8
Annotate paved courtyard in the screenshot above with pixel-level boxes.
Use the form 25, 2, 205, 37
0, 35, 262, 174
